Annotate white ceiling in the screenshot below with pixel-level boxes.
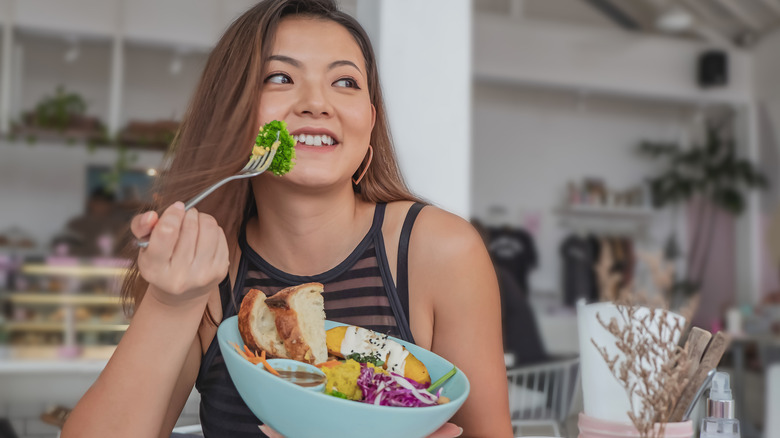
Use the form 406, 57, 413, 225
474, 0, 780, 49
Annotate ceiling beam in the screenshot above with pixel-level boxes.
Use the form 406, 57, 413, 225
757, 0, 780, 19
581, 0, 642, 30
678, 0, 737, 47
509, 0, 525, 18
645, 0, 735, 48
713, 0, 764, 32
681, 0, 735, 31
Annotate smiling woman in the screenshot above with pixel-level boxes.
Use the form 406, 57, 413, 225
60, 1, 513, 438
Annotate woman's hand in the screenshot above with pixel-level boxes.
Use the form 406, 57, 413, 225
258, 423, 462, 437
130, 201, 229, 306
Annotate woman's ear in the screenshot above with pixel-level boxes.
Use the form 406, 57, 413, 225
370, 104, 376, 131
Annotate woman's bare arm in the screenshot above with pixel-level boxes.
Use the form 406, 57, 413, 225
64, 202, 229, 437
158, 334, 204, 438
409, 208, 513, 438
62, 290, 208, 438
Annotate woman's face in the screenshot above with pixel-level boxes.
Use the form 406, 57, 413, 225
257, 16, 375, 189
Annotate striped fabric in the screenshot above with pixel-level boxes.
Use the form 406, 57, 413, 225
195, 203, 418, 437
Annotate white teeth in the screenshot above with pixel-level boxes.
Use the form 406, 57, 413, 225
294, 134, 336, 146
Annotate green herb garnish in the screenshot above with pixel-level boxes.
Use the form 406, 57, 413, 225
254, 120, 296, 176
427, 366, 457, 393
346, 352, 385, 367
328, 390, 349, 399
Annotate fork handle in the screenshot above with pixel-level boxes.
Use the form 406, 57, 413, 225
184, 174, 241, 210
135, 175, 243, 248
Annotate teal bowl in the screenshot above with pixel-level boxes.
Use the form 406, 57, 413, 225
218, 316, 470, 438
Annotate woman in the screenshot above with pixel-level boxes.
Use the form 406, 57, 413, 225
62, 1, 512, 437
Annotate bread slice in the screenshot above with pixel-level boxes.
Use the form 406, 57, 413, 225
264, 282, 327, 364
238, 289, 288, 359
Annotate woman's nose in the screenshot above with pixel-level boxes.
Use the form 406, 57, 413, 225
295, 83, 332, 117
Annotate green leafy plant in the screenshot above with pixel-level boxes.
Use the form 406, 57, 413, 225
32, 86, 87, 131
639, 121, 768, 300
100, 143, 139, 195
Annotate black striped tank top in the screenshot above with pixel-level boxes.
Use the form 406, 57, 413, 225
195, 202, 425, 437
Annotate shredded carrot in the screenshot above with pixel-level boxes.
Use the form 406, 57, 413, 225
231, 342, 262, 365
259, 350, 280, 377
315, 360, 342, 368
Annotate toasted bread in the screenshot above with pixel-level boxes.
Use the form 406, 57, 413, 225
265, 283, 327, 364
237, 289, 288, 359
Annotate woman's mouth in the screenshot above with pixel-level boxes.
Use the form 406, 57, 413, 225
293, 134, 337, 147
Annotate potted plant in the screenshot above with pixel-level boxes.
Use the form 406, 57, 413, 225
14, 85, 107, 144
638, 117, 767, 305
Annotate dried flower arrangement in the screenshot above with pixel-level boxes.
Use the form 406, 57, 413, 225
591, 251, 699, 438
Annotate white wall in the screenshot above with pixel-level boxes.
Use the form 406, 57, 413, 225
6, 0, 258, 50
470, 13, 769, 304
473, 83, 685, 293
15, 33, 208, 132
0, 140, 164, 250
473, 14, 753, 105
753, 28, 780, 299
357, 0, 472, 218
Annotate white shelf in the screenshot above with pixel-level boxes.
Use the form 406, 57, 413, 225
21, 264, 128, 278
4, 322, 128, 332
555, 205, 654, 220
4, 293, 122, 306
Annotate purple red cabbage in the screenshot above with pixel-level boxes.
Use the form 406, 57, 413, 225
356, 364, 442, 407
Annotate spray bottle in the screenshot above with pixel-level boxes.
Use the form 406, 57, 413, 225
700, 371, 740, 438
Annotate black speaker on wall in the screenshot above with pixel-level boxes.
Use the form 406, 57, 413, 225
698, 50, 728, 88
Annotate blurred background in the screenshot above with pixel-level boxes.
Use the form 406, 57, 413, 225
1, 0, 780, 437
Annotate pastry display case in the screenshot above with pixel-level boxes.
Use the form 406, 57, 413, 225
0, 257, 130, 360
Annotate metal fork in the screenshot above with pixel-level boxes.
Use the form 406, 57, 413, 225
136, 132, 279, 248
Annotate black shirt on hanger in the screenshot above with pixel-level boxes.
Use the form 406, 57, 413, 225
560, 234, 599, 306
487, 227, 538, 297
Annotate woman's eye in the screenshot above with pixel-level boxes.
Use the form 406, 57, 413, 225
265, 73, 292, 84
334, 77, 360, 89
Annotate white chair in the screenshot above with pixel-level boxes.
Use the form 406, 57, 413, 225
766, 363, 780, 438
506, 356, 580, 437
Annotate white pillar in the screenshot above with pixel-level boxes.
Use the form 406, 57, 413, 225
107, 0, 125, 137
736, 103, 762, 304
356, 0, 473, 218
10, 43, 22, 120
0, 0, 14, 134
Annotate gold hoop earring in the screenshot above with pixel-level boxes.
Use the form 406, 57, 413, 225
352, 145, 373, 185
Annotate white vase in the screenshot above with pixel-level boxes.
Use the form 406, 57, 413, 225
577, 300, 686, 423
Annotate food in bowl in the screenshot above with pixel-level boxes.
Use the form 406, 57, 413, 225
235, 282, 457, 409
238, 283, 327, 364
326, 325, 431, 384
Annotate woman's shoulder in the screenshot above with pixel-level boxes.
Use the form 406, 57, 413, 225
385, 201, 485, 265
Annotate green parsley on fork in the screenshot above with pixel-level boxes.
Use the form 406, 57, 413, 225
137, 121, 295, 248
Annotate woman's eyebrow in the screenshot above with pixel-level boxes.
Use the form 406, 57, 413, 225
328, 60, 362, 74
268, 55, 362, 75
268, 55, 301, 67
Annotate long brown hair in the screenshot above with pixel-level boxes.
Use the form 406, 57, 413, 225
121, 0, 421, 318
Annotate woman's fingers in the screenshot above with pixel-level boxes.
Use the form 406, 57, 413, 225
258, 424, 285, 437
212, 224, 230, 278
426, 423, 463, 438
130, 210, 158, 239
190, 214, 223, 286
170, 208, 199, 266
258, 423, 461, 438
146, 202, 186, 258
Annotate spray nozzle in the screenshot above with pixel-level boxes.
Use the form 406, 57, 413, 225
710, 371, 733, 401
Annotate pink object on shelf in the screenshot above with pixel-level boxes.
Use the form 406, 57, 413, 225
57, 345, 83, 359
45, 256, 80, 266
91, 257, 131, 268
578, 413, 693, 438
